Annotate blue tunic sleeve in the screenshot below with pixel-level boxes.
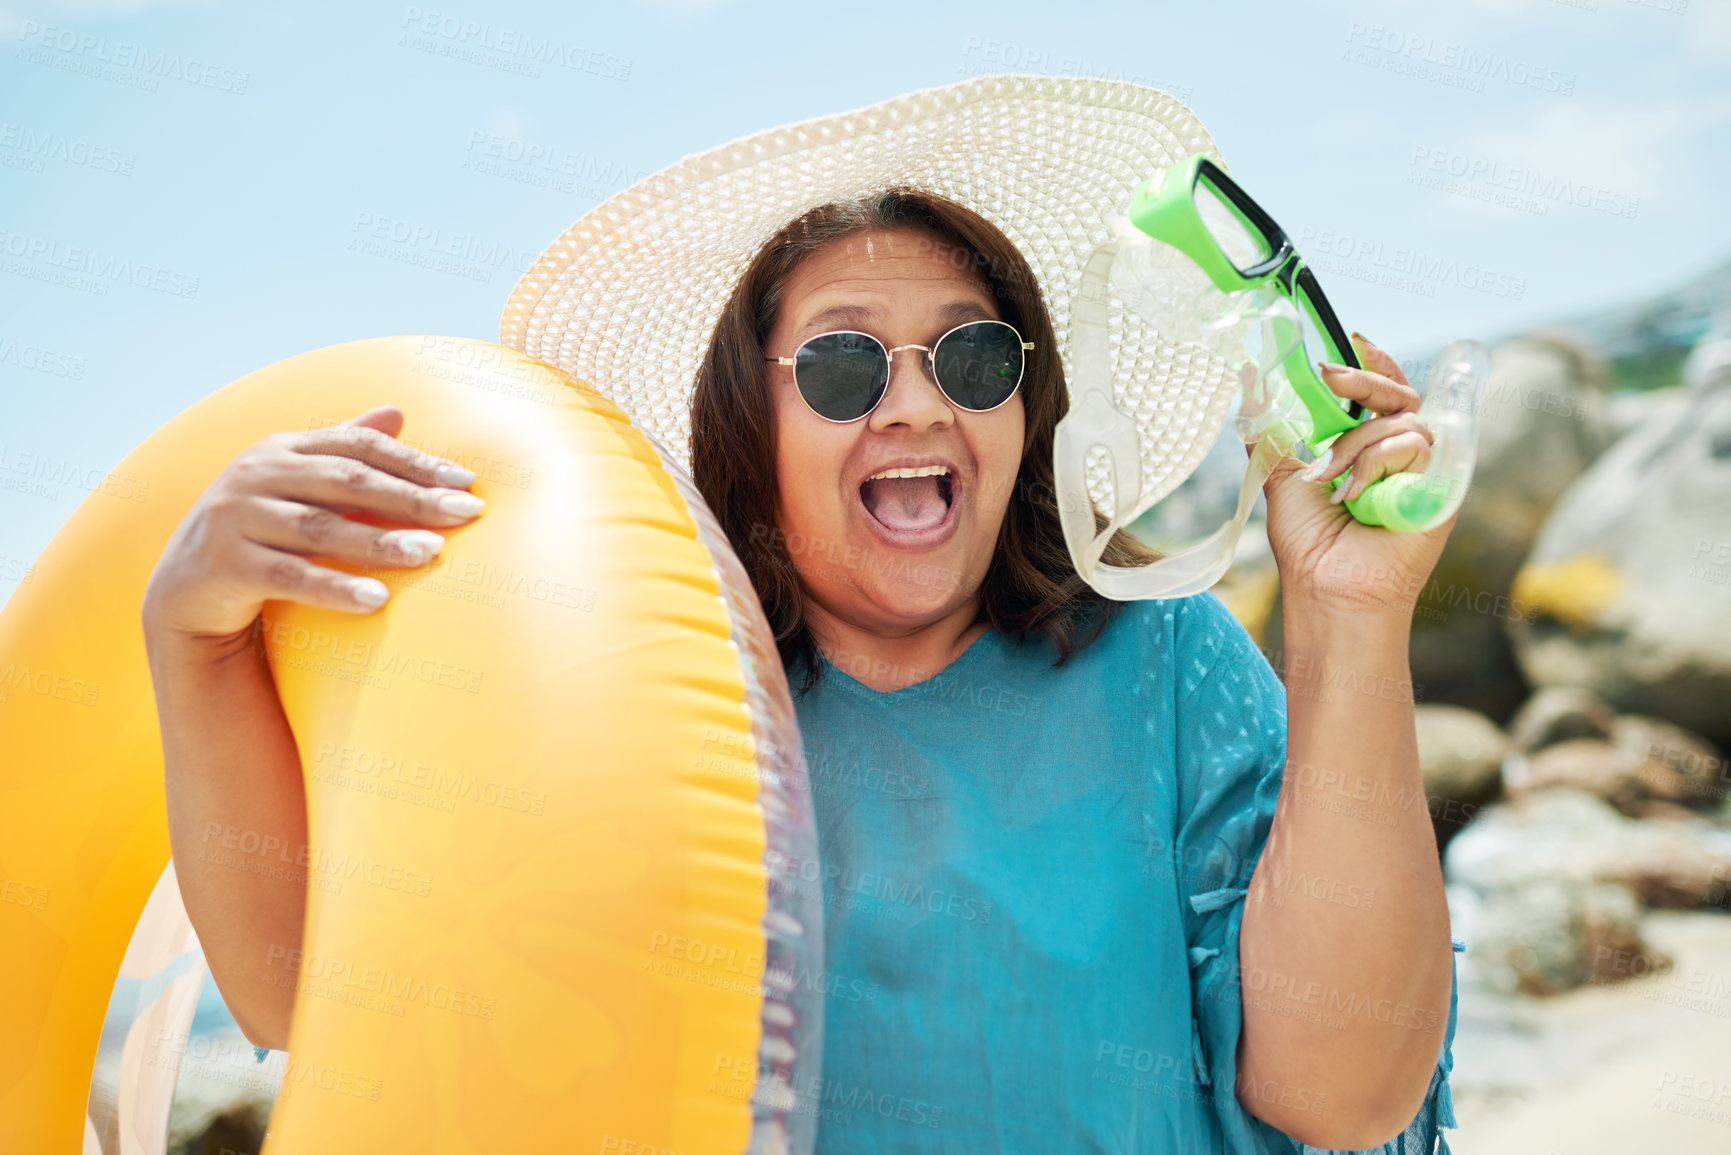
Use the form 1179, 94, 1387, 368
1169, 594, 1462, 1155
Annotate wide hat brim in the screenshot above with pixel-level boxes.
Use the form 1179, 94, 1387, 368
500, 74, 1240, 511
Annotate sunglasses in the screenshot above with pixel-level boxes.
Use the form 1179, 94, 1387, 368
765, 319, 1033, 423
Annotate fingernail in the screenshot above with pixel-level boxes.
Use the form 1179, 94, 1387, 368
351, 578, 390, 607
1317, 361, 1348, 374
1330, 482, 1350, 505
437, 491, 485, 517
390, 530, 445, 562
1299, 449, 1334, 482
434, 461, 477, 487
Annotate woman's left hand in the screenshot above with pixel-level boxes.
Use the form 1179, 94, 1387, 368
1261, 333, 1454, 618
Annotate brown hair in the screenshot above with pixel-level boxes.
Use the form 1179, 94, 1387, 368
691, 188, 1156, 694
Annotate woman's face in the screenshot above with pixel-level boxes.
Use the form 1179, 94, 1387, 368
765, 227, 1026, 636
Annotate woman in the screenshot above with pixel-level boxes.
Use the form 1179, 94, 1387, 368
145, 78, 1458, 1152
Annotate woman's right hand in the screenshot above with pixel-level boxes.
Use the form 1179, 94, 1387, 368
142, 404, 486, 645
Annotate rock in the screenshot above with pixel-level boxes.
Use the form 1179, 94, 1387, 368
1418, 705, 1510, 796
1573, 884, 1662, 988
1684, 326, 1731, 394
169, 1097, 271, 1155
1444, 786, 1731, 994
1503, 716, 1729, 817
1605, 824, 1731, 910
1446, 787, 1731, 911
1506, 739, 1648, 815
1416, 705, 1509, 852
1409, 333, 1614, 721
1632, 799, 1703, 824
1606, 385, 1688, 442
1611, 715, 1728, 809
1455, 878, 1661, 996
1506, 685, 1617, 753
1508, 333, 1731, 746
1447, 787, 1623, 893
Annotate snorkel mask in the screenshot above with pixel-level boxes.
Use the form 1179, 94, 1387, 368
1055, 153, 1492, 600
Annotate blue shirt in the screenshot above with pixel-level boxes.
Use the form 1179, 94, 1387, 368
790, 592, 1459, 1154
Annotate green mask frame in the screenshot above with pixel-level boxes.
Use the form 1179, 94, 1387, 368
1053, 152, 1491, 601
1128, 154, 1365, 449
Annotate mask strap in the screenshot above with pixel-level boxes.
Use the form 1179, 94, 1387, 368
1055, 239, 1285, 601
1055, 240, 1140, 574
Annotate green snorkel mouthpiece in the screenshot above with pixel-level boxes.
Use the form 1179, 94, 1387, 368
1055, 153, 1491, 600
1338, 339, 1489, 532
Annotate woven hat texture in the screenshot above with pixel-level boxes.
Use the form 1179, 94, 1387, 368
501, 74, 1238, 509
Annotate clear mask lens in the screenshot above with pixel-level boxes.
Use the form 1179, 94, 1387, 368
1059, 222, 1492, 602
1127, 392, 1263, 554
1193, 173, 1274, 272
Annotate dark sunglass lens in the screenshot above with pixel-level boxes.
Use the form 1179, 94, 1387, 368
932, 321, 1024, 411
794, 332, 888, 421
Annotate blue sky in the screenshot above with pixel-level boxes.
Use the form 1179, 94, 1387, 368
2, 0, 1728, 587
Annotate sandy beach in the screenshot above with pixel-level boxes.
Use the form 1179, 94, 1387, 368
1450, 910, 1731, 1152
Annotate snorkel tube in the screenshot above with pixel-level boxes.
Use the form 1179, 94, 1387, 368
1334, 341, 1490, 531
1055, 158, 1492, 599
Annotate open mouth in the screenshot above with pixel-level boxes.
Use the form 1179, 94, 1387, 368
859, 465, 956, 536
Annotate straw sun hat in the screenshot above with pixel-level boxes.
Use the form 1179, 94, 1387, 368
500, 74, 1238, 511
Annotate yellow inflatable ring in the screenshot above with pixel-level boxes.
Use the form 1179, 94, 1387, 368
0, 337, 821, 1154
